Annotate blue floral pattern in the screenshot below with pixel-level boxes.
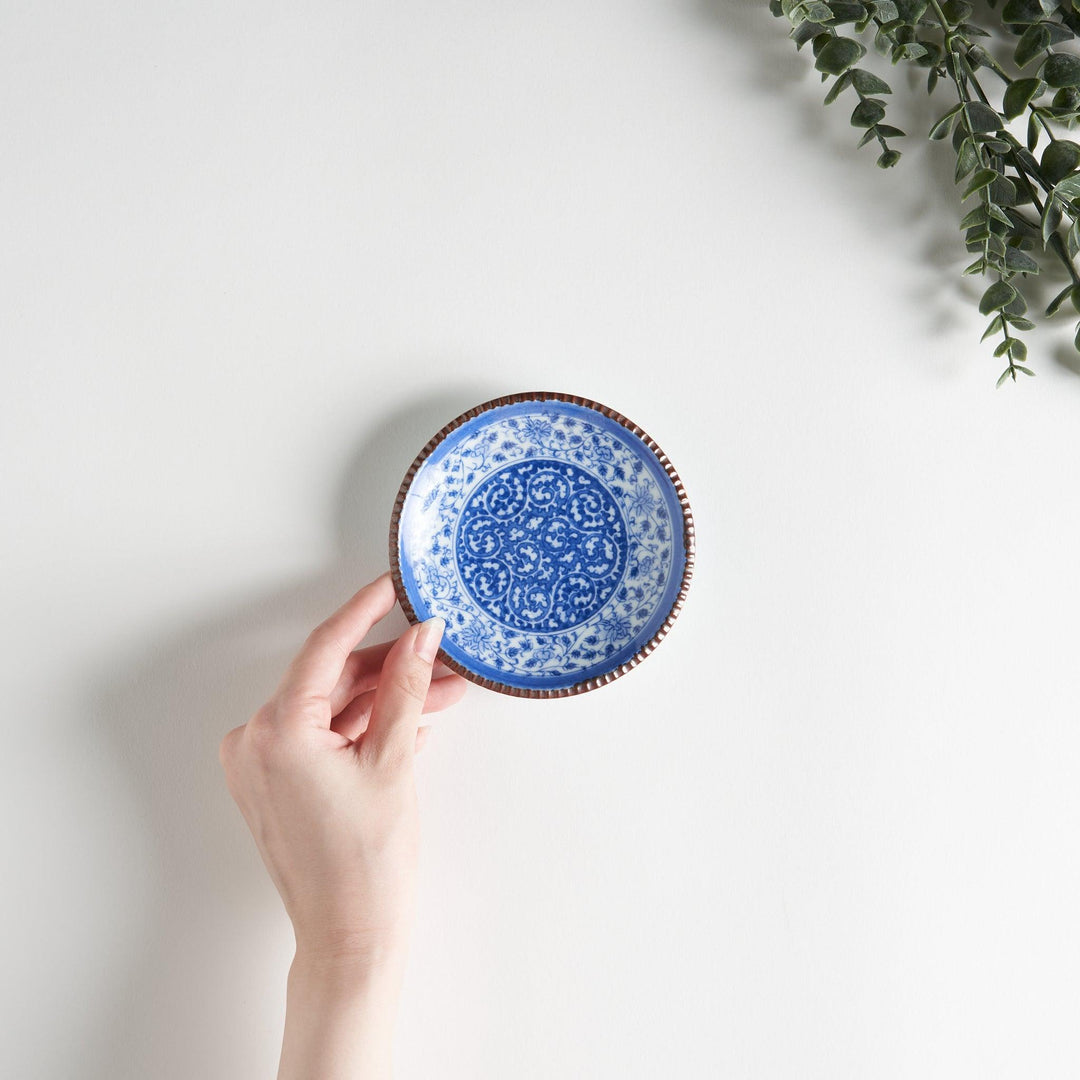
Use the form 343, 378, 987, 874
456, 459, 628, 632
398, 405, 678, 684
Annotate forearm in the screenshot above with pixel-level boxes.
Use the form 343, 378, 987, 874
278, 950, 406, 1080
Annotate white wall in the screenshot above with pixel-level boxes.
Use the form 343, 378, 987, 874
4, 3, 1080, 1077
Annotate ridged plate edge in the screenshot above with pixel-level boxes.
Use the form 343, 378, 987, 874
387, 390, 696, 699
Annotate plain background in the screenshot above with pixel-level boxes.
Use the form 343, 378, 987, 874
3, 2, 1080, 1077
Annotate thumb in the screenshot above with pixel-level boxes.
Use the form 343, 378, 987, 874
360, 617, 445, 769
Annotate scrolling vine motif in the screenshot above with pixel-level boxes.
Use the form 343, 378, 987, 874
403, 409, 675, 679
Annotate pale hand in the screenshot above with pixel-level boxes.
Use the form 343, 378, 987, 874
219, 573, 466, 1079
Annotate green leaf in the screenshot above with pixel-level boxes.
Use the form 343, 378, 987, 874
988, 177, 1018, 207
1045, 23, 1075, 48
815, 36, 866, 75
875, 124, 905, 138
964, 257, 986, 275
1075, 322, 1080, 350
1052, 172, 1080, 201
1003, 77, 1045, 120
981, 314, 1005, 341
960, 205, 988, 229
1052, 87, 1080, 114
1004, 207, 1040, 239
979, 137, 1013, 156
965, 101, 1003, 131
852, 98, 887, 126
1041, 139, 1080, 183
1068, 218, 1080, 258
896, 41, 928, 60
962, 168, 999, 199
920, 41, 945, 66
1041, 197, 1063, 245
988, 204, 1014, 227
942, 0, 974, 22
824, 1, 865, 22
793, 19, 828, 47
1043, 53, 1080, 89
1005, 246, 1040, 272
1015, 365, 1036, 376
805, 2, 835, 20
1015, 24, 1051, 69
1046, 282, 1073, 315
1008, 316, 1036, 331
894, 0, 927, 19
850, 68, 891, 94
929, 103, 962, 139
1012, 339, 1029, 361
1005, 291, 1028, 316
955, 138, 979, 181
1002, 0, 1046, 23
994, 338, 1016, 357
979, 280, 1018, 314
877, 148, 902, 168
824, 71, 852, 104
1014, 146, 1041, 175
996, 367, 1013, 388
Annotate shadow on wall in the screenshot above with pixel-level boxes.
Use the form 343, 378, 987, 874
701, 0, 1080, 377
696, 0, 974, 328
86, 384, 493, 1080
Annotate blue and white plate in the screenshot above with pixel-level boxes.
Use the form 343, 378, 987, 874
389, 392, 694, 697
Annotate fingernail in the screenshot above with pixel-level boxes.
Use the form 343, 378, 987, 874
414, 617, 445, 663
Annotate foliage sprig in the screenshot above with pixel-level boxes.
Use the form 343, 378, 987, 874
771, 0, 1080, 385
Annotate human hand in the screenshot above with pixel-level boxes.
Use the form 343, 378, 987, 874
219, 573, 467, 1078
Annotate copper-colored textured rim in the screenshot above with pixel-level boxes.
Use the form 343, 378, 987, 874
388, 391, 696, 699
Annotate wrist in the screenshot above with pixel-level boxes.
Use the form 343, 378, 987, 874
281, 940, 406, 1080
291, 932, 409, 988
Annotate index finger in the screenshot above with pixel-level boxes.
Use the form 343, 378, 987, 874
276, 573, 398, 703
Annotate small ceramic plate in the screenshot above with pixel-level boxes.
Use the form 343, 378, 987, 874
389, 392, 694, 697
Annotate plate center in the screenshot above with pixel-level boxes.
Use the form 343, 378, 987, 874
454, 458, 629, 632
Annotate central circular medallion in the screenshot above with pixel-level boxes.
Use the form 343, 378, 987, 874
455, 458, 629, 632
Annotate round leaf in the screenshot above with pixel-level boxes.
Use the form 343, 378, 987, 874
815, 36, 866, 76
962, 167, 999, 199
850, 68, 891, 94
1042, 140, 1080, 184
1002, 0, 1046, 23
1043, 53, 1080, 89
979, 280, 1018, 314
1003, 77, 1045, 120
851, 99, 886, 127
1016, 24, 1052, 69
965, 101, 1003, 131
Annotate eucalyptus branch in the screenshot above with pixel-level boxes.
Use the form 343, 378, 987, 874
771, 0, 1080, 384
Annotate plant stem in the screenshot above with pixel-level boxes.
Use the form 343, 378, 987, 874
926, 0, 1080, 289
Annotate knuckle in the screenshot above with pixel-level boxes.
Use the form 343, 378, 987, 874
306, 622, 348, 657
245, 709, 283, 761
218, 726, 243, 770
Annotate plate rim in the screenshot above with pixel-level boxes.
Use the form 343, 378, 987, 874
387, 390, 696, 699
